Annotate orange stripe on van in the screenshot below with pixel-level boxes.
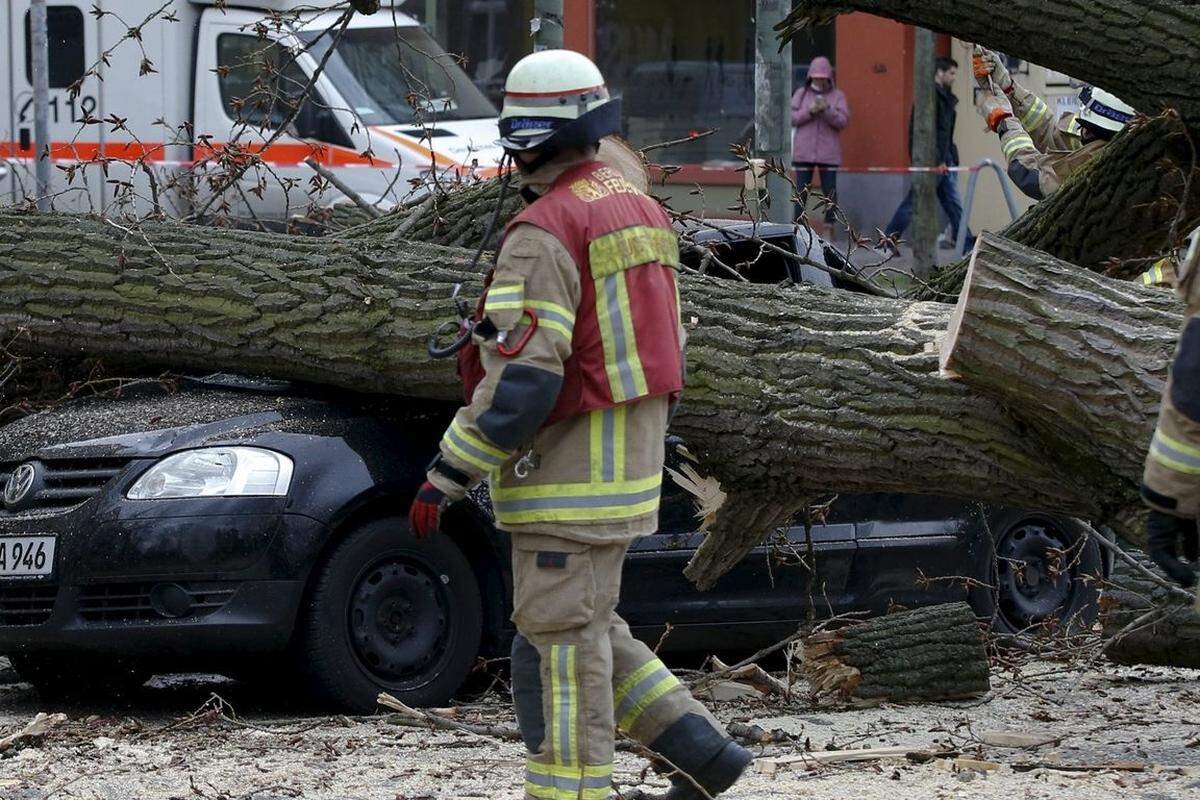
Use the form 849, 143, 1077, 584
0, 140, 391, 168
195, 140, 391, 168
370, 127, 499, 178
0, 140, 166, 161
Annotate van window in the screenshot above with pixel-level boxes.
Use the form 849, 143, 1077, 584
217, 34, 312, 129
24, 6, 86, 88
301, 25, 496, 126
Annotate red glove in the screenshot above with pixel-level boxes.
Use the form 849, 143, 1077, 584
409, 481, 449, 538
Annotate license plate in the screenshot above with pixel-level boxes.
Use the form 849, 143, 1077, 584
0, 536, 56, 578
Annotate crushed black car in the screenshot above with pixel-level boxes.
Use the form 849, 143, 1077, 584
0, 225, 1105, 711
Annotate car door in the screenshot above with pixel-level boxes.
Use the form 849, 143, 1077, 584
194, 11, 351, 222
839, 493, 982, 614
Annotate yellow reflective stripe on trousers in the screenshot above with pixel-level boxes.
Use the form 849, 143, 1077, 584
526, 299, 576, 340
549, 644, 578, 766
442, 418, 508, 471
613, 657, 681, 732
588, 406, 628, 483
589, 226, 680, 279
1150, 429, 1200, 475
492, 473, 661, 524
595, 272, 649, 402
526, 761, 612, 800
1143, 264, 1163, 286
1002, 134, 1036, 161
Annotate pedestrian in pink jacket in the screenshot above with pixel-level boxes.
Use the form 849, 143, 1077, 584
791, 56, 850, 224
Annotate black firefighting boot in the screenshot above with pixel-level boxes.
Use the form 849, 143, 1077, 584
632, 713, 754, 799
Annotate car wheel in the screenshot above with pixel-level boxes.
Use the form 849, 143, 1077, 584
982, 512, 1103, 638
299, 516, 483, 713
9, 653, 147, 703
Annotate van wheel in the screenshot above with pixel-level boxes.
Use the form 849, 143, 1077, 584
980, 513, 1103, 639
9, 653, 147, 704
299, 516, 482, 713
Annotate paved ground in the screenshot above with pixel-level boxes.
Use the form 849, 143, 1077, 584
1, 656, 1198, 800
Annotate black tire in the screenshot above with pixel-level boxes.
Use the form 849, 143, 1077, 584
9, 653, 147, 703
298, 516, 483, 713
977, 512, 1104, 638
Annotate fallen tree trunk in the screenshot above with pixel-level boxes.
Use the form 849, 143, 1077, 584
940, 235, 1184, 511
915, 114, 1200, 300
778, 1, 1200, 139
0, 213, 1120, 588
337, 177, 524, 250
802, 603, 991, 704
1101, 550, 1200, 668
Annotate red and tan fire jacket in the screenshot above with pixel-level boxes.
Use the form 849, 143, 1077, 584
428, 148, 686, 543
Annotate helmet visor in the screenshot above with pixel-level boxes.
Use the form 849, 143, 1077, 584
497, 116, 566, 151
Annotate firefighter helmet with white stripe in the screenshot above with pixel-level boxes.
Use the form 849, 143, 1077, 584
498, 50, 621, 154
1077, 85, 1136, 136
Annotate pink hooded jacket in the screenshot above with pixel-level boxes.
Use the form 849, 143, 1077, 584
791, 57, 850, 166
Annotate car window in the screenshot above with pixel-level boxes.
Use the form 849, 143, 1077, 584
217, 34, 311, 130
25, 6, 85, 88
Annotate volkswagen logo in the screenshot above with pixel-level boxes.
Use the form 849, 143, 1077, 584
4, 463, 37, 507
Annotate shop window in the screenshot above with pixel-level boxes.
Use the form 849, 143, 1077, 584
596, 0, 834, 164
24, 6, 85, 88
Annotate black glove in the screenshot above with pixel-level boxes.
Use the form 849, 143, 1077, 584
1146, 510, 1199, 588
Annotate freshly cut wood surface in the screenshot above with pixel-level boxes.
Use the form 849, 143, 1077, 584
802, 603, 990, 705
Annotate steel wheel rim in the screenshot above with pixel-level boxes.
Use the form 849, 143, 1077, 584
347, 556, 451, 686
995, 520, 1075, 631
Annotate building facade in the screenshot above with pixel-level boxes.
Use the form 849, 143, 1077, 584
412, 2, 1064, 239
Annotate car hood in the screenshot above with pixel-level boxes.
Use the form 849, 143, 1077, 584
0, 384, 345, 463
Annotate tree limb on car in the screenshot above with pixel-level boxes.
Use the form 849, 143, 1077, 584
0, 213, 1177, 588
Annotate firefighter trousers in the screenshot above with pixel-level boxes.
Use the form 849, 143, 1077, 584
509, 532, 726, 800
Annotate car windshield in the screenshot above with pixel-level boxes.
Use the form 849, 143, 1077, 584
301, 25, 497, 126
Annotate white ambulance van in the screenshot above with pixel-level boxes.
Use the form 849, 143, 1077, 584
0, 0, 504, 220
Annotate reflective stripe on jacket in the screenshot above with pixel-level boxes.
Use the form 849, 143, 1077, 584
431, 152, 684, 541
493, 159, 684, 426
1142, 255, 1200, 519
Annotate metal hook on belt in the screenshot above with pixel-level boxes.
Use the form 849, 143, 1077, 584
428, 283, 474, 359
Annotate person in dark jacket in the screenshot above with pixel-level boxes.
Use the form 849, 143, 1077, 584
884, 57, 974, 250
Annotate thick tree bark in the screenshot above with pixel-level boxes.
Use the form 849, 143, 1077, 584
802, 603, 991, 704
1100, 551, 1200, 668
0, 212, 1115, 589
779, 1, 1200, 139
940, 234, 1184, 514
914, 114, 1200, 300
337, 177, 524, 250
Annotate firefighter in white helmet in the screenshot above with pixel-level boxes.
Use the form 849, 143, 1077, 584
409, 48, 752, 800
1143, 229, 1200, 592
973, 48, 1137, 201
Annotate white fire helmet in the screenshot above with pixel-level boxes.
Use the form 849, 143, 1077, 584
497, 49, 621, 154
1077, 85, 1137, 135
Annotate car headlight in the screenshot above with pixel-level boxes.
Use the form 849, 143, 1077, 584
127, 447, 294, 500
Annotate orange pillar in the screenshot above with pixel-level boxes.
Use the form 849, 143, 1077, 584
563, 0, 595, 57
835, 13, 914, 170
